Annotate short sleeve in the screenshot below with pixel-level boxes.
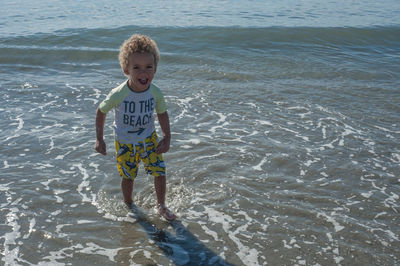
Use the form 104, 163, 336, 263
150, 84, 167, 114
98, 82, 130, 114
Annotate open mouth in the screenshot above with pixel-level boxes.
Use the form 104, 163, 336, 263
138, 78, 148, 85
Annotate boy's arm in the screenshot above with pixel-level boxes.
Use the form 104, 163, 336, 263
95, 108, 107, 155
156, 111, 171, 154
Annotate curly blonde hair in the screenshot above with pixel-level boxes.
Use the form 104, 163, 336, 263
118, 34, 160, 71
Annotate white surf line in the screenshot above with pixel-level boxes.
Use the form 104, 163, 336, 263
78, 242, 123, 262
2, 187, 23, 265
287, 105, 312, 119
91, 87, 102, 99
370, 228, 400, 242
55, 151, 72, 160
316, 211, 344, 233
389, 152, 400, 164
326, 232, 344, 264
203, 206, 260, 266
38, 100, 58, 111
211, 111, 228, 124
255, 119, 273, 126
338, 123, 363, 146
282, 237, 301, 249
40, 243, 124, 264
73, 163, 95, 204
55, 224, 73, 238
229, 224, 260, 266
317, 121, 327, 139
23, 218, 36, 239
373, 125, 400, 134
16, 116, 24, 131
194, 151, 226, 162
175, 138, 202, 149
209, 123, 229, 134
347, 215, 399, 248
54, 189, 69, 203
240, 102, 258, 109
3, 209, 22, 265
45, 136, 55, 154
253, 154, 271, 171
84, 97, 99, 105
207, 110, 229, 134
369, 181, 398, 210
315, 211, 345, 263
3, 160, 10, 169
66, 83, 80, 92
173, 96, 194, 122
279, 125, 310, 142
199, 223, 219, 241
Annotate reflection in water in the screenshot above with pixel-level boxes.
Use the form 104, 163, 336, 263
118, 204, 233, 265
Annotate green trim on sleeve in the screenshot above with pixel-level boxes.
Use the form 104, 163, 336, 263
150, 84, 168, 114
98, 82, 130, 114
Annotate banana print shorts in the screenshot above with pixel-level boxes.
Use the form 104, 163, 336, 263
114, 131, 165, 180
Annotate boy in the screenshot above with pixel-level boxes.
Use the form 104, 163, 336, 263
94, 34, 176, 221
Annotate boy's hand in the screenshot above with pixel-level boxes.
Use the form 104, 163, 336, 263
95, 139, 107, 155
156, 137, 170, 154
156, 112, 171, 154
95, 108, 107, 155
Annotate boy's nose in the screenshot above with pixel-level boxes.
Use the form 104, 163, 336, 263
137, 69, 150, 74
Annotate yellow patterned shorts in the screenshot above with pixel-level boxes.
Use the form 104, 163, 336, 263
114, 131, 165, 180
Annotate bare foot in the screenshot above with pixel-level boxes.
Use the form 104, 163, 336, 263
157, 203, 176, 221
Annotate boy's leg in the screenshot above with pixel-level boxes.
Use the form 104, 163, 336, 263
115, 140, 139, 206
121, 178, 134, 206
154, 175, 176, 221
154, 175, 166, 205
143, 132, 175, 220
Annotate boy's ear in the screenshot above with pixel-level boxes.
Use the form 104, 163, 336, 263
123, 68, 129, 75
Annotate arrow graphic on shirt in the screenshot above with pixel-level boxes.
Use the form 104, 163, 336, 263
128, 127, 145, 135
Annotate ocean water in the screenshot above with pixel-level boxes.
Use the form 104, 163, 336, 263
1, 0, 400, 265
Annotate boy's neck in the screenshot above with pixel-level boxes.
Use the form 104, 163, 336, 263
127, 80, 150, 93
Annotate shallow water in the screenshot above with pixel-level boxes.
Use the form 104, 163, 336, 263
1, 1, 400, 265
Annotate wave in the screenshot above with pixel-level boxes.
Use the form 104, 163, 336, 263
1, 26, 399, 77
2, 26, 400, 48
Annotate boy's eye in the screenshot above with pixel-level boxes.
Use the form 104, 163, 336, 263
132, 65, 153, 70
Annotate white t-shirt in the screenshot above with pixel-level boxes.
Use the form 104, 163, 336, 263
99, 81, 167, 144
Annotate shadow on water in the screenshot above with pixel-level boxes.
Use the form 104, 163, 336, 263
128, 204, 234, 266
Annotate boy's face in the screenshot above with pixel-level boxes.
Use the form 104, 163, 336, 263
124, 52, 156, 92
